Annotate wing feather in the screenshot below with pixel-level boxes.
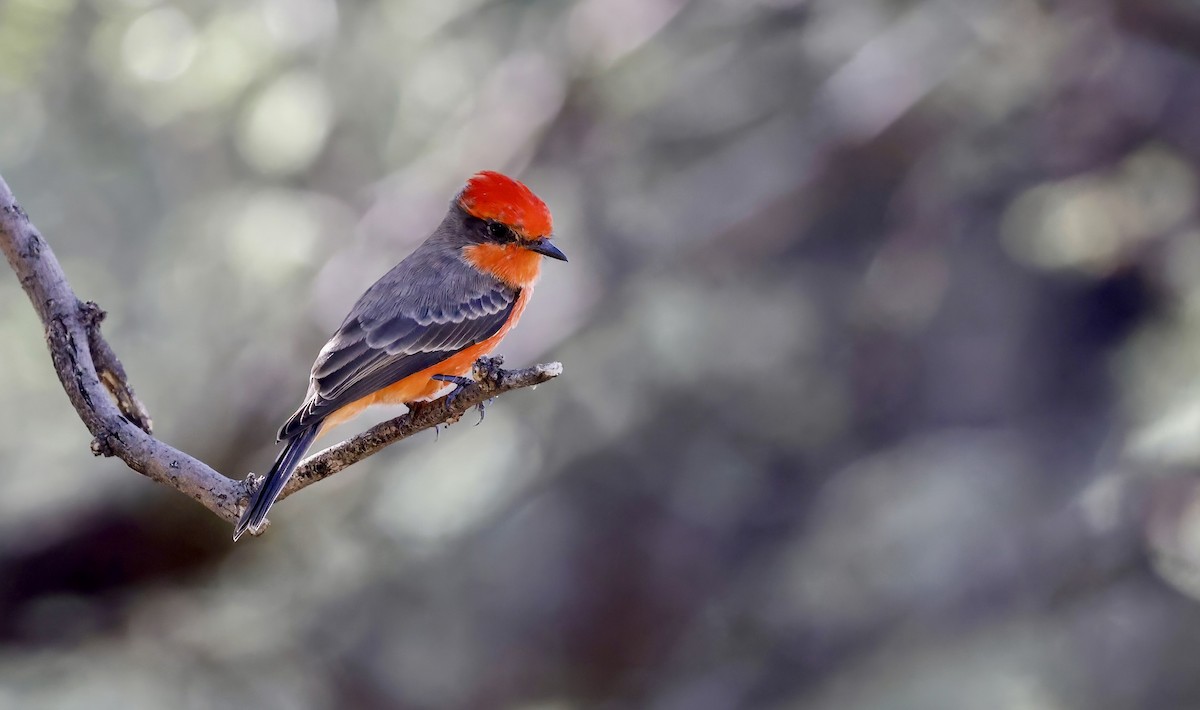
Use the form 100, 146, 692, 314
278, 247, 519, 440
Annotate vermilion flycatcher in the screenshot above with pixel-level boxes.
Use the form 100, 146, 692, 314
234, 171, 566, 540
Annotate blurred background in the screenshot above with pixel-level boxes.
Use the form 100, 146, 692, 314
5, 0, 1200, 707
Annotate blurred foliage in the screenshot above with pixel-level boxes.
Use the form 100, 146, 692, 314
5, 0, 1200, 708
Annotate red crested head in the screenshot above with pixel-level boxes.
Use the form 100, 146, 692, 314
457, 171, 553, 239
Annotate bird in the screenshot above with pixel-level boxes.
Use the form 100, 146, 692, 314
233, 170, 567, 540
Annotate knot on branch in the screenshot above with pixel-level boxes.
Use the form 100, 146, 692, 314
1, 202, 28, 220
237, 473, 261, 506
90, 428, 122, 457
81, 300, 106, 328
473, 354, 507, 388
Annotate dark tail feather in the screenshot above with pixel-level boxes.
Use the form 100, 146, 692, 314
234, 425, 321, 541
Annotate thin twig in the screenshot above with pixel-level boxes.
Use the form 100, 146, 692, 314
82, 300, 154, 434
0, 172, 561, 534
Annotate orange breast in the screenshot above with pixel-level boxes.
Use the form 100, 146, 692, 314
320, 289, 532, 431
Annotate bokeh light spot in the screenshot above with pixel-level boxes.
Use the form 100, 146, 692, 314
224, 190, 322, 283
120, 6, 198, 83
236, 71, 333, 175
260, 0, 338, 48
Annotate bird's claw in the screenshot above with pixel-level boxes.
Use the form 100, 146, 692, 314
474, 397, 496, 425
431, 374, 475, 412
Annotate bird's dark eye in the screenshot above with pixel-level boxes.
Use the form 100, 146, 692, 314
486, 221, 516, 243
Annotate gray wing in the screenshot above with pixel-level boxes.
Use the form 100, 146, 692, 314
278, 247, 518, 440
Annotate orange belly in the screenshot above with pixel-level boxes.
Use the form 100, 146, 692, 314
320, 290, 530, 431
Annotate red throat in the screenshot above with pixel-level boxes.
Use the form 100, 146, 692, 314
463, 243, 543, 288
458, 171, 553, 238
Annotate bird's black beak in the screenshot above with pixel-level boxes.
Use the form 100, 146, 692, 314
527, 237, 568, 261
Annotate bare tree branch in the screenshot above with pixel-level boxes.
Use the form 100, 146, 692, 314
286, 357, 562, 495
0, 172, 562, 534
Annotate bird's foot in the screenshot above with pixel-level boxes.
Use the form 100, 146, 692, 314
433, 356, 507, 421
431, 374, 475, 412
